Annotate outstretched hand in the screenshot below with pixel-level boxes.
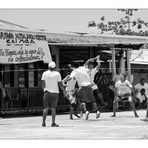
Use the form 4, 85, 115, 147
96, 55, 100, 65
95, 55, 100, 60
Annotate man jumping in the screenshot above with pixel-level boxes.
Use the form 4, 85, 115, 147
69, 65, 100, 120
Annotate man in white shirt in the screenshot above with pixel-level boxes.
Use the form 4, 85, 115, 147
70, 65, 100, 120
134, 78, 148, 107
41, 61, 63, 127
111, 73, 138, 117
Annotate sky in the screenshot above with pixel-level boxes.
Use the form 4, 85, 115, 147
0, 9, 148, 33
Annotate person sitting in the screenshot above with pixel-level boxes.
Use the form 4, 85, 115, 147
135, 88, 147, 108
134, 78, 148, 108
111, 73, 139, 117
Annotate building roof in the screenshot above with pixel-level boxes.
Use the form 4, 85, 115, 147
46, 32, 148, 47
0, 19, 148, 49
0, 19, 46, 35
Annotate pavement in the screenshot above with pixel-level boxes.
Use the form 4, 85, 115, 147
0, 109, 148, 140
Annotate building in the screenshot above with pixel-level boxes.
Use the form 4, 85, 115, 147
1, 19, 148, 115
0, 19, 52, 112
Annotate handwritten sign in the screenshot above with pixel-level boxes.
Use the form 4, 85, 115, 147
0, 31, 52, 64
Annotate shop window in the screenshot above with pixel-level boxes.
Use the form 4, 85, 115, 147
14, 65, 19, 88
34, 62, 38, 87
3, 64, 10, 87
18, 64, 25, 88
10, 64, 14, 87
28, 63, 34, 87
38, 61, 45, 88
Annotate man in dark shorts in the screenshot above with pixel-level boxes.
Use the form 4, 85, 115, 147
41, 61, 63, 127
70, 66, 100, 120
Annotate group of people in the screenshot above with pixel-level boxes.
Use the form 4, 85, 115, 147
41, 56, 148, 127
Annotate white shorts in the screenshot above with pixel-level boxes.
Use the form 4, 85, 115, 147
66, 91, 76, 104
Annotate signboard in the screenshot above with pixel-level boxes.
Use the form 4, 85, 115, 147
0, 31, 52, 64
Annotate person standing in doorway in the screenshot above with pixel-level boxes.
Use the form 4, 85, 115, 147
41, 61, 63, 127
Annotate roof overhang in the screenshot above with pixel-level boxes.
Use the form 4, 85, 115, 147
46, 32, 148, 49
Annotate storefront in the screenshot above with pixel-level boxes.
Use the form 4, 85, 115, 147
1, 23, 148, 114
47, 33, 148, 108
0, 29, 52, 111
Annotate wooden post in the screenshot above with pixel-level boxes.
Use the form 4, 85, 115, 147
56, 47, 59, 70
50, 45, 59, 70
112, 48, 116, 80
120, 50, 125, 74
109, 60, 112, 73
126, 49, 131, 83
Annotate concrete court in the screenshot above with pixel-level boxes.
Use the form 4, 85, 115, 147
0, 110, 148, 140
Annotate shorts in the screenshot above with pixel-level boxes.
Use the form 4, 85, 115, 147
66, 91, 76, 104
86, 102, 97, 111
43, 91, 59, 109
93, 89, 103, 103
116, 93, 132, 102
77, 85, 95, 103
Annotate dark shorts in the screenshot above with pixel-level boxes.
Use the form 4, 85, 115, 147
43, 91, 59, 109
77, 85, 95, 103
86, 102, 98, 111
117, 93, 131, 99
93, 89, 103, 104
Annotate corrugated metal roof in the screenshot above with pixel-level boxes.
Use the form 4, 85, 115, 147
46, 32, 148, 45
0, 19, 29, 29
0, 19, 47, 34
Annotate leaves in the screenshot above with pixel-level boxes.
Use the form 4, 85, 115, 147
88, 21, 96, 27
88, 9, 148, 36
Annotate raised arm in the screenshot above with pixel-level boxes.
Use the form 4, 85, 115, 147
84, 55, 100, 67
95, 55, 101, 71
62, 75, 71, 84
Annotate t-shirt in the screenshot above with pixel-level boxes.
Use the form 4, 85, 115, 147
134, 83, 148, 102
66, 79, 76, 92
115, 80, 132, 95
87, 68, 98, 85
70, 66, 90, 87
41, 70, 61, 93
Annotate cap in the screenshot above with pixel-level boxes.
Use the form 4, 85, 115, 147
48, 61, 56, 68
